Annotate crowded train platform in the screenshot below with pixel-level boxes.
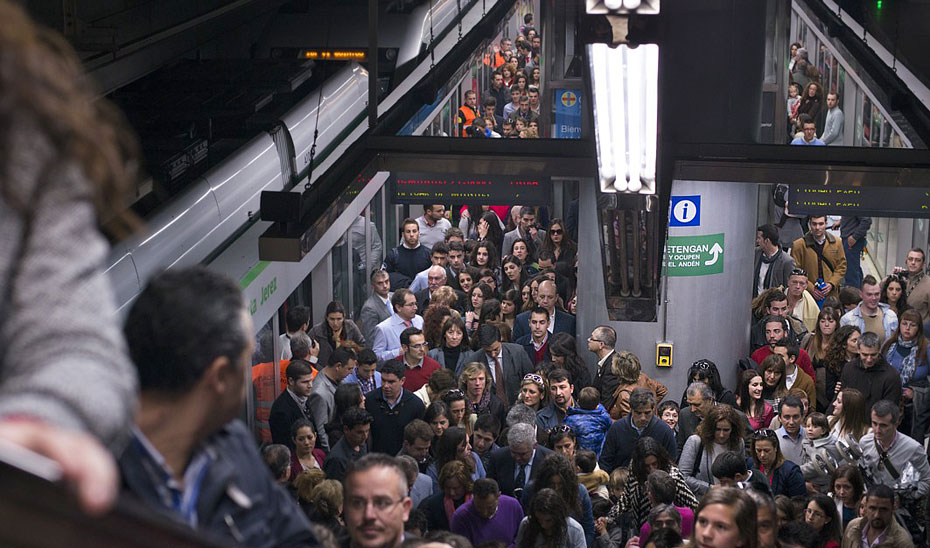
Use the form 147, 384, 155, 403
5, 0, 930, 547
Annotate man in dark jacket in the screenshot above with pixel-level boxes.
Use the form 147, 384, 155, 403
269, 359, 315, 450
754, 223, 797, 298
599, 388, 677, 473
120, 267, 319, 547
365, 358, 426, 456
838, 331, 902, 412
382, 218, 432, 288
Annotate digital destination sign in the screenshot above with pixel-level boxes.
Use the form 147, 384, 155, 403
391, 172, 552, 205
300, 49, 367, 61
787, 185, 930, 218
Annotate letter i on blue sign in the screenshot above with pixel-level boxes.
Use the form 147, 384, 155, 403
669, 196, 701, 227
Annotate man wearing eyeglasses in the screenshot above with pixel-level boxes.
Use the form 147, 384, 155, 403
373, 289, 424, 363
344, 454, 414, 548
588, 326, 620, 409
398, 327, 438, 392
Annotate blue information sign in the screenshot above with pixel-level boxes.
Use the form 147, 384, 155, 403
554, 89, 582, 139
669, 196, 701, 227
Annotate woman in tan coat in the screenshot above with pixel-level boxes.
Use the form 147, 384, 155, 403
608, 351, 668, 419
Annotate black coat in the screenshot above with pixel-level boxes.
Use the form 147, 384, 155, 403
485, 445, 553, 498
270, 389, 312, 450
365, 388, 426, 456
120, 420, 320, 548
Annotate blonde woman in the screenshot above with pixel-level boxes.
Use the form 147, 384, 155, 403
608, 351, 668, 419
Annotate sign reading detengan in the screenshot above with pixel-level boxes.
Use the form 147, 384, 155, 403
664, 233, 725, 276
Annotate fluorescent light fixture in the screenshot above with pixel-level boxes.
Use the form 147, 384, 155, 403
589, 43, 659, 194
586, 0, 658, 15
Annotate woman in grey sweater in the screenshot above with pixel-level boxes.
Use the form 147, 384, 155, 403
0, 1, 138, 513
679, 405, 746, 497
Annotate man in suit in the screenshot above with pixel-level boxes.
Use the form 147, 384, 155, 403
359, 269, 393, 345
501, 206, 541, 259
512, 280, 575, 341
588, 325, 620, 408
415, 265, 448, 314
515, 307, 551, 366
372, 288, 423, 363
269, 360, 315, 450
486, 422, 552, 499
459, 324, 534, 405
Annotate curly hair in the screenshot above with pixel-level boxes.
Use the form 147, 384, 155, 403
630, 437, 672, 484
824, 325, 860, 376
696, 403, 745, 452
533, 453, 580, 512
0, 1, 139, 237
437, 458, 473, 495
423, 303, 453, 348
611, 350, 642, 384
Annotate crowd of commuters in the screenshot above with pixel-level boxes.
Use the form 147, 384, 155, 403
786, 42, 844, 147
458, 17, 544, 139
6, 3, 930, 547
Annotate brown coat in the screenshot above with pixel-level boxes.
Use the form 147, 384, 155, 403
790, 232, 847, 298
609, 373, 668, 419
842, 516, 913, 548
907, 273, 930, 323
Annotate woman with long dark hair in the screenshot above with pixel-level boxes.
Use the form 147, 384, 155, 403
424, 400, 450, 450
548, 333, 593, 393
680, 404, 746, 496
470, 240, 501, 282
796, 81, 824, 131
823, 325, 860, 409
751, 429, 805, 497
881, 273, 909, 317
510, 238, 539, 271
516, 488, 586, 548
520, 453, 595, 546
501, 288, 520, 329
678, 359, 737, 408
828, 387, 870, 442
289, 418, 325, 480
309, 301, 366, 353
502, 254, 527, 293
422, 303, 453, 350
609, 437, 699, 527
805, 494, 841, 548
540, 218, 578, 269
691, 488, 759, 548
429, 316, 468, 372
465, 283, 493, 336
737, 369, 774, 430
476, 211, 505, 257
830, 463, 864, 529
802, 306, 841, 410
759, 354, 787, 408
434, 426, 486, 481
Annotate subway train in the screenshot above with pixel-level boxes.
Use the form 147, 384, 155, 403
105, 0, 491, 314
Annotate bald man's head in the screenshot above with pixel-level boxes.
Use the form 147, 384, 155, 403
427, 265, 447, 292
537, 280, 558, 311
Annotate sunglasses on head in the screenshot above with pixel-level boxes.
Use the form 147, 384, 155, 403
548, 424, 573, 435
790, 268, 807, 277
523, 373, 545, 385
752, 429, 777, 441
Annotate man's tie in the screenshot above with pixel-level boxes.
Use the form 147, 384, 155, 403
515, 463, 527, 490
493, 355, 507, 402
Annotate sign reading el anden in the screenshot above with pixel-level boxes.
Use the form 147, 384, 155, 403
664, 233, 725, 276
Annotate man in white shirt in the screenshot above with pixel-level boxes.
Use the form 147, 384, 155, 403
415, 205, 451, 251
373, 289, 424, 362
278, 305, 309, 361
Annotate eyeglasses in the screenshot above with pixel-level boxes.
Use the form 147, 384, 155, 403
549, 228, 563, 234
587, 336, 605, 344
790, 268, 808, 277
346, 496, 406, 514
407, 342, 428, 349
523, 373, 545, 385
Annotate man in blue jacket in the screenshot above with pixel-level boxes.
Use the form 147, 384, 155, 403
120, 267, 320, 547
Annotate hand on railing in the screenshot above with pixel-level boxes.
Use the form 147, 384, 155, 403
0, 418, 118, 515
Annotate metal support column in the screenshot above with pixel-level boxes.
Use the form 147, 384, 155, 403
368, 0, 379, 128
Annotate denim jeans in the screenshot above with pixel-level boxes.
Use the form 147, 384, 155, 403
842, 236, 866, 288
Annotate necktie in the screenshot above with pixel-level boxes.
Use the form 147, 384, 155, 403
493, 355, 507, 402
515, 463, 527, 489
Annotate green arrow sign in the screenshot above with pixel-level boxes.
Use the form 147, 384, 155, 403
665, 233, 725, 276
